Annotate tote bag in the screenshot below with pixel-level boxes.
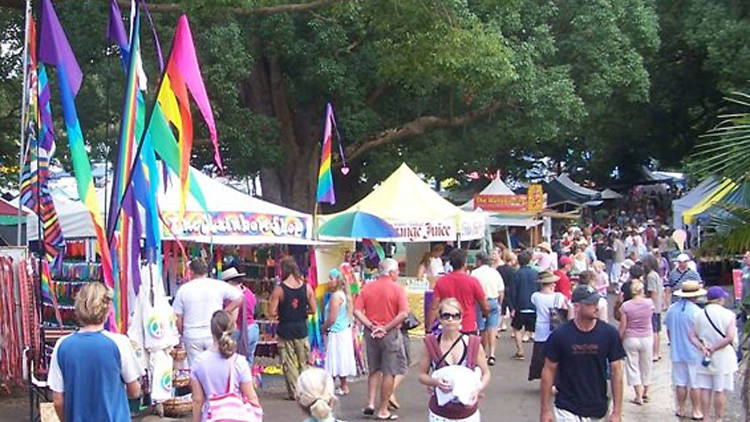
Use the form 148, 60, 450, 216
206, 355, 263, 422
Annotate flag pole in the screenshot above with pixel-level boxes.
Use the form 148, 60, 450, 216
17, 0, 32, 246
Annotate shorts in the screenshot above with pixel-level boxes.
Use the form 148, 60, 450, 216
672, 362, 698, 388
364, 327, 407, 376
554, 406, 607, 422
651, 313, 662, 333
512, 312, 536, 332
477, 298, 500, 331
528, 341, 545, 380
695, 372, 735, 392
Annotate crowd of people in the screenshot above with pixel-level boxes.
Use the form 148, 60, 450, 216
44, 220, 743, 422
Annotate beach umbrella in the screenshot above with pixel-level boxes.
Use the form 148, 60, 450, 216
318, 211, 398, 239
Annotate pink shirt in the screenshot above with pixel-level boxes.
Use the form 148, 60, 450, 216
620, 298, 654, 337
238, 288, 256, 326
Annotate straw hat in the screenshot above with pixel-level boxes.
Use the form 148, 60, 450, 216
537, 242, 552, 253
537, 271, 560, 284
221, 267, 246, 282
673, 281, 707, 298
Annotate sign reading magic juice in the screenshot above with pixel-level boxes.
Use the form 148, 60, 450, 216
161, 211, 309, 239
473, 184, 545, 212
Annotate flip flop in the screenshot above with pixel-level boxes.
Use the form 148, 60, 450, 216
375, 413, 399, 420
487, 356, 496, 366
362, 407, 375, 416
388, 399, 400, 410
513, 353, 525, 360
630, 399, 643, 405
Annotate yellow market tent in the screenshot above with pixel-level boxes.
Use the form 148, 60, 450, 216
318, 163, 485, 241
682, 178, 736, 224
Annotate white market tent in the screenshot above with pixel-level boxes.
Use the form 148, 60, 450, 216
318, 163, 485, 241
460, 178, 542, 229
28, 165, 315, 245
671, 176, 719, 230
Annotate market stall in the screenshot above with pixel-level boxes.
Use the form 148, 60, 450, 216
671, 176, 722, 229
317, 163, 487, 335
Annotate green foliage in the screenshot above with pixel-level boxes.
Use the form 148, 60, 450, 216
0, 0, 749, 209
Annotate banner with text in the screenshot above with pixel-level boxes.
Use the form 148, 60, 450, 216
474, 184, 545, 213
161, 211, 310, 240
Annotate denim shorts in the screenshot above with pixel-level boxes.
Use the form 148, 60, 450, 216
477, 297, 500, 331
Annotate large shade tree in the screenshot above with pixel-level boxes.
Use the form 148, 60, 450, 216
0, 0, 748, 210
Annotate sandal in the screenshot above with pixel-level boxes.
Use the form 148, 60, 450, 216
362, 407, 375, 416
630, 399, 643, 406
513, 353, 525, 360
487, 356, 496, 366
388, 398, 400, 410
374, 413, 399, 420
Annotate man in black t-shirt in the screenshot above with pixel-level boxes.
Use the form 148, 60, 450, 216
540, 285, 625, 422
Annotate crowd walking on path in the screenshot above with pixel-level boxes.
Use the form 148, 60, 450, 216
45, 213, 747, 422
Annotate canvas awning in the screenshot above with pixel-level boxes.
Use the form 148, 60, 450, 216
28, 165, 314, 245
318, 163, 485, 241
682, 179, 736, 224
672, 176, 720, 229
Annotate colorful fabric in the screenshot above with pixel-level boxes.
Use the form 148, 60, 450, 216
316, 103, 336, 204
19, 17, 64, 266
38, 0, 115, 316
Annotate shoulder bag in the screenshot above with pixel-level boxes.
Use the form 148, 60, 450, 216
704, 307, 739, 350
206, 355, 263, 422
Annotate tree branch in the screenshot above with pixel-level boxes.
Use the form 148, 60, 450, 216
1, 0, 348, 14
344, 100, 513, 163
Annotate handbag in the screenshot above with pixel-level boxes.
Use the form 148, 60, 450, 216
206, 355, 263, 422
548, 294, 567, 332
403, 312, 421, 331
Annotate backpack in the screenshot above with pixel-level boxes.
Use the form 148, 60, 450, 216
423, 333, 481, 370
206, 355, 263, 422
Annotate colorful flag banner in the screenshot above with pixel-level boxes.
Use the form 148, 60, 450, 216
19, 16, 64, 267
316, 103, 336, 204
38, 0, 116, 326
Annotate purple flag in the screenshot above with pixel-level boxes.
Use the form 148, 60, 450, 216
107, 0, 128, 50
38, 0, 82, 95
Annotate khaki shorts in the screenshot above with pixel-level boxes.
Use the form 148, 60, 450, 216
364, 327, 407, 376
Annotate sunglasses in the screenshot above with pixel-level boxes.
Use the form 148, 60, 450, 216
439, 312, 462, 321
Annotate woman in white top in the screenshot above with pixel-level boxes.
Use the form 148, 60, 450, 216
689, 287, 738, 422
528, 271, 568, 381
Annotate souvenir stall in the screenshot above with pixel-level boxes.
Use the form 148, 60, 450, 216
460, 178, 546, 247
317, 163, 486, 336
26, 165, 317, 407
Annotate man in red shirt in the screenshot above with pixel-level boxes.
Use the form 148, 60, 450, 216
354, 258, 409, 420
427, 249, 489, 334
555, 256, 573, 300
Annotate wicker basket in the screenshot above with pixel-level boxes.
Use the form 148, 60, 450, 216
162, 397, 192, 417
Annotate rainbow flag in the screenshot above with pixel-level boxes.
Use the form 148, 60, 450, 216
155, 15, 220, 216
38, 0, 115, 304
362, 238, 385, 262
316, 103, 336, 204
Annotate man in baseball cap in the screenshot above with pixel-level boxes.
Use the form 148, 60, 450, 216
541, 284, 625, 422
665, 253, 702, 304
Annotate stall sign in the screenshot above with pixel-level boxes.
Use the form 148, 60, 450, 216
474, 184, 545, 212
391, 221, 458, 242
161, 211, 309, 239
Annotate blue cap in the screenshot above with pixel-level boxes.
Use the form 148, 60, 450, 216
329, 268, 341, 279
706, 286, 729, 301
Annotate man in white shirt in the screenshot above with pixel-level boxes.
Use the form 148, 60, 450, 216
471, 251, 504, 365
173, 257, 243, 365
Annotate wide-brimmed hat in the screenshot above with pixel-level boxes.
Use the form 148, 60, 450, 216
674, 281, 707, 298
537, 242, 552, 253
221, 267, 246, 282
537, 271, 560, 284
